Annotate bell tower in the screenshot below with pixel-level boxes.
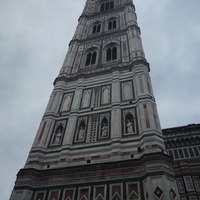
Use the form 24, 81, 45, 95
10, 0, 180, 200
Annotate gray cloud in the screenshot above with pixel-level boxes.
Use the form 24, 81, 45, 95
0, 0, 200, 199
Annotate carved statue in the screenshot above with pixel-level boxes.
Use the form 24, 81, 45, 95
53, 129, 62, 144
78, 126, 85, 141
126, 119, 134, 133
169, 189, 177, 200
101, 123, 108, 137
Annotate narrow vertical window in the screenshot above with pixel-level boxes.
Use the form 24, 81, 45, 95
183, 148, 189, 158
85, 52, 91, 66
105, 2, 109, 10
110, 1, 114, 9
97, 24, 101, 32
108, 20, 117, 30
91, 51, 97, 65
193, 147, 200, 156
100, 3, 105, 12
106, 48, 112, 61
174, 149, 179, 159
178, 149, 184, 158
112, 47, 117, 60
92, 25, 97, 34
113, 20, 116, 28
92, 24, 101, 34
106, 46, 117, 61
100, 1, 114, 12
108, 21, 112, 30
85, 51, 97, 66
188, 147, 195, 157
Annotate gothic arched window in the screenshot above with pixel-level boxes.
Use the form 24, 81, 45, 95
166, 140, 171, 148
100, 1, 114, 12
108, 20, 116, 30
92, 24, 101, 34
106, 46, 117, 61
85, 51, 97, 66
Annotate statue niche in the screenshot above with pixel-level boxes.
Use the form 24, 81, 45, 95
101, 118, 108, 138
125, 113, 135, 134
62, 94, 72, 111
53, 125, 63, 145
77, 121, 86, 141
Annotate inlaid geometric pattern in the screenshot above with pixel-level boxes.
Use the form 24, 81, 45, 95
63, 188, 75, 200
80, 196, 87, 200
176, 178, 185, 193
129, 191, 138, 200
112, 193, 121, 200
48, 190, 60, 200
127, 182, 140, 200
169, 188, 177, 200
154, 187, 163, 199
111, 184, 122, 198
96, 194, 104, 200
78, 187, 90, 200
94, 185, 106, 200
34, 192, 46, 200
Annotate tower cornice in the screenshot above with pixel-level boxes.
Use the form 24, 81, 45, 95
68, 24, 140, 46
54, 59, 150, 85
79, 2, 135, 20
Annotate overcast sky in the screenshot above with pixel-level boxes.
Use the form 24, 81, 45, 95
0, 0, 200, 199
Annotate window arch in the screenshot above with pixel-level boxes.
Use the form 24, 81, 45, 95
186, 138, 191, 145
106, 46, 117, 61
100, 1, 114, 12
92, 23, 101, 34
191, 137, 196, 144
85, 51, 97, 66
176, 139, 181, 146
166, 140, 171, 148
196, 136, 200, 143
108, 19, 117, 30
180, 138, 186, 145
171, 140, 176, 147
